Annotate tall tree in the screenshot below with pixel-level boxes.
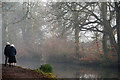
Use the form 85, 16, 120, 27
115, 2, 120, 71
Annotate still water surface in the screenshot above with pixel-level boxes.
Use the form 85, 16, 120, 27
17, 60, 118, 78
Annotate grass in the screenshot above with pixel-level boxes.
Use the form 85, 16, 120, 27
34, 64, 57, 79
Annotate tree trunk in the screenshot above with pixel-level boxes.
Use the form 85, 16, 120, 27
2, 3, 8, 47
102, 34, 108, 54
75, 23, 80, 58
109, 33, 118, 52
95, 32, 99, 53
74, 11, 80, 59
115, 2, 120, 72
101, 2, 109, 55
101, 2, 117, 53
117, 3, 120, 73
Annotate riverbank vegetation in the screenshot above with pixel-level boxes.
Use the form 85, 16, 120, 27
34, 64, 56, 78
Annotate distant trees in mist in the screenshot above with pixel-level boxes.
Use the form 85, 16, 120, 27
2, 2, 120, 63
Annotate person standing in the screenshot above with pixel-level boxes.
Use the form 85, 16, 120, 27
8, 44, 17, 67
4, 42, 11, 66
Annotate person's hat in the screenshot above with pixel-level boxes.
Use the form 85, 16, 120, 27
11, 44, 15, 47
6, 42, 10, 45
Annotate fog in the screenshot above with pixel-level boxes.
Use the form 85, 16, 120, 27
2, 2, 103, 63
2, 2, 119, 78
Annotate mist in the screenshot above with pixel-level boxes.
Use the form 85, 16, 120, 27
2, 2, 119, 78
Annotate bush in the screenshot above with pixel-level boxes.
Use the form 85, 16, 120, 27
40, 64, 53, 73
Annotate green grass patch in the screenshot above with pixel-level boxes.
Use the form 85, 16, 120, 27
34, 64, 56, 79
40, 64, 53, 73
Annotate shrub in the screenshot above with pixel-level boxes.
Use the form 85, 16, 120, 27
40, 64, 53, 73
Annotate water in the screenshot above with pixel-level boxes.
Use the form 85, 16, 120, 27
51, 63, 118, 78
17, 60, 118, 78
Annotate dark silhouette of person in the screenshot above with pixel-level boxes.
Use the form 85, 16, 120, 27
8, 44, 17, 67
4, 42, 11, 66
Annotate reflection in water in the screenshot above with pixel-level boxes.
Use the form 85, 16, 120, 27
17, 60, 118, 78
79, 74, 97, 78
51, 63, 118, 78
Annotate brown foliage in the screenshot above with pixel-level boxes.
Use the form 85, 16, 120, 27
40, 38, 75, 62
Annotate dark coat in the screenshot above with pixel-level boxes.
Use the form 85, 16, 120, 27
4, 45, 11, 56
9, 46, 17, 56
